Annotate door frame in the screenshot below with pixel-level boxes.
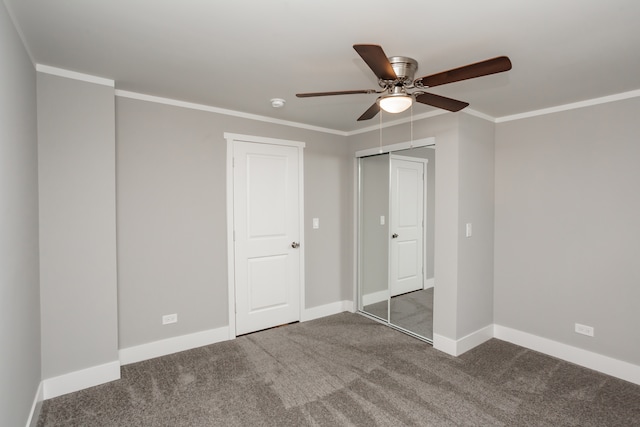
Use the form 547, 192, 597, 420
225, 132, 305, 340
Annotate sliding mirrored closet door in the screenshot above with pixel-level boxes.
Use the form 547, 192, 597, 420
359, 153, 390, 322
358, 143, 435, 342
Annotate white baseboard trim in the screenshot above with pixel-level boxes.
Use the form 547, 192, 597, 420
43, 360, 120, 400
494, 325, 640, 386
26, 381, 43, 427
301, 300, 353, 322
119, 326, 230, 366
119, 302, 353, 368
457, 324, 494, 355
344, 300, 355, 313
362, 290, 388, 306
433, 324, 493, 357
424, 278, 435, 289
433, 333, 457, 356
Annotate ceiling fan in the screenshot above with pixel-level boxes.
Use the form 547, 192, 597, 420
296, 44, 512, 121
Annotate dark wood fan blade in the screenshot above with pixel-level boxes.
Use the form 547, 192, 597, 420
415, 92, 469, 112
415, 56, 512, 88
353, 44, 397, 81
357, 102, 380, 121
296, 89, 378, 98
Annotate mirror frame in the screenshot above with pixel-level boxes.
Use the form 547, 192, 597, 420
355, 137, 435, 342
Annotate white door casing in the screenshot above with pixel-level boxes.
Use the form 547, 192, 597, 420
225, 133, 304, 337
389, 155, 426, 297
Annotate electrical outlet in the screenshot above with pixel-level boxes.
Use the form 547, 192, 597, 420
162, 313, 178, 325
575, 323, 594, 337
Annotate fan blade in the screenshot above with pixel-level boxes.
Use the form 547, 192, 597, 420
415, 56, 512, 88
296, 89, 378, 98
357, 102, 380, 121
353, 44, 397, 81
415, 92, 469, 112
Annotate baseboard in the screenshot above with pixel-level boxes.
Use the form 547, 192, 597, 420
42, 360, 120, 400
457, 324, 494, 355
424, 278, 435, 289
119, 326, 230, 366
494, 325, 640, 386
26, 381, 43, 427
36, 302, 382, 403
301, 300, 353, 322
119, 304, 352, 367
362, 290, 388, 306
433, 333, 457, 356
433, 324, 493, 357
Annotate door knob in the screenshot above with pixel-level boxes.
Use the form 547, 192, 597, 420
392, 233, 398, 239
291, 242, 300, 248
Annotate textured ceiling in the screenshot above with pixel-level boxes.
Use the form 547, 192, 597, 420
5, 0, 640, 132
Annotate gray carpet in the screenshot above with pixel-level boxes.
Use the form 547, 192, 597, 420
38, 313, 640, 426
364, 288, 433, 340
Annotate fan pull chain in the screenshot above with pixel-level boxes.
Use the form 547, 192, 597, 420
410, 102, 414, 149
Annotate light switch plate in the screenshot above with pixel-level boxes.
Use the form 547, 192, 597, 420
312, 218, 319, 229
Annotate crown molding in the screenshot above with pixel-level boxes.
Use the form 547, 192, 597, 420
115, 90, 348, 136
32, 65, 640, 131
35, 64, 114, 87
496, 89, 640, 123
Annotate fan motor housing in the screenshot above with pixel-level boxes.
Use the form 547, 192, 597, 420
387, 56, 418, 83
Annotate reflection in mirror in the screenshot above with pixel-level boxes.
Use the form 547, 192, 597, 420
359, 153, 389, 321
357, 143, 434, 342
389, 147, 435, 341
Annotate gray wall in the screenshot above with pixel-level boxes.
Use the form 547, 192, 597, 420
457, 114, 495, 337
0, 3, 41, 426
37, 73, 119, 378
116, 97, 350, 348
494, 98, 640, 365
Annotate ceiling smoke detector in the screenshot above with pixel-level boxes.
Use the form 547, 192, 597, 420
270, 98, 286, 108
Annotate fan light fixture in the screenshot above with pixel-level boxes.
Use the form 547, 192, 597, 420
378, 92, 412, 113
297, 45, 512, 121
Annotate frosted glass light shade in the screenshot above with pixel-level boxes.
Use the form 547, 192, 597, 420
378, 94, 412, 113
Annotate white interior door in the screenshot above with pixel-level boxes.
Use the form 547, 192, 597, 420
390, 156, 425, 297
233, 140, 301, 336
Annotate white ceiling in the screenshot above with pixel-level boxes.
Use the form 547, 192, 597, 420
5, 0, 640, 132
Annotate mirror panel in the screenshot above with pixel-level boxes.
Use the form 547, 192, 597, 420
359, 154, 389, 321
357, 144, 435, 342
389, 147, 434, 340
